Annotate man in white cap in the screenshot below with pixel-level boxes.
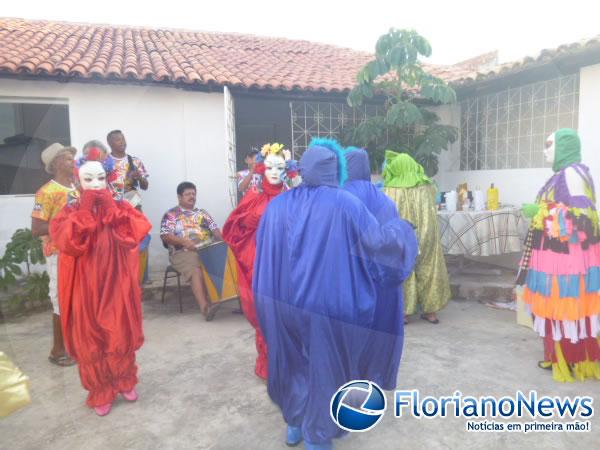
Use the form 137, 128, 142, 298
31, 143, 78, 366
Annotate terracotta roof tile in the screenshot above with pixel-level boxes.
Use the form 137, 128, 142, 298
450, 36, 600, 86
0, 17, 376, 92
1, 18, 599, 93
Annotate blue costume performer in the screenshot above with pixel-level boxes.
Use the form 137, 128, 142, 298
254, 139, 417, 449
343, 146, 411, 390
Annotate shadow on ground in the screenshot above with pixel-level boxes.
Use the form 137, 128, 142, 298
1, 294, 598, 449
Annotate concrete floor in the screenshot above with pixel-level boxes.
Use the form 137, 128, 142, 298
1, 295, 598, 449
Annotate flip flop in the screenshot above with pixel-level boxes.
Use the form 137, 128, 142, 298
420, 314, 440, 324
537, 360, 552, 370
48, 354, 76, 367
205, 305, 217, 322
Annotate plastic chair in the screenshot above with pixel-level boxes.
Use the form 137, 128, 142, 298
161, 265, 183, 313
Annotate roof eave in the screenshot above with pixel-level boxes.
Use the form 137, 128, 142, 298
452, 45, 600, 98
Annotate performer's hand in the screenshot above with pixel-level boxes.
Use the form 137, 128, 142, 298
522, 203, 540, 219
96, 189, 115, 210
79, 190, 97, 211
182, 238, 197, 251
131, 169, 144, 181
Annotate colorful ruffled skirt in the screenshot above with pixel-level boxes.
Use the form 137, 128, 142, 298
523, 232, 600, 382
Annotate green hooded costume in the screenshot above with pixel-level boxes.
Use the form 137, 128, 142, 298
383, 151, 451, 316
552, 128, 581, 172
523, 128, 584, 218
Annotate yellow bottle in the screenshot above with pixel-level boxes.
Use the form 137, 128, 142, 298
487, 183, 499, 211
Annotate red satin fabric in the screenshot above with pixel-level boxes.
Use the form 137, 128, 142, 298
50, 189, 152, 407
222, 179, 286, 379
543, 318, 600, 363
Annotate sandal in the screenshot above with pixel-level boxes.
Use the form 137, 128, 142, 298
420, 313, 439, 324
537, 360, 552, 370
205, 305, 217, 322
48, 354, 77, 367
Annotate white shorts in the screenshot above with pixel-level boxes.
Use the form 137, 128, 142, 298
46, 254, 60, 315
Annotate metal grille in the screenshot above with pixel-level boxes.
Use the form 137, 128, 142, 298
289, 101, 383, 158
460, 73, 579, 170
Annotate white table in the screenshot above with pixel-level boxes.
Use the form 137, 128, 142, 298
437, 207, 528, 256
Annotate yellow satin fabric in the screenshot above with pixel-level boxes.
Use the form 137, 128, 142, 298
551, 338, 600, 382
0, 352, 31, 418
384, 184, 451, 315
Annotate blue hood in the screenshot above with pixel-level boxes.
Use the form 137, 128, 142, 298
299, 138, 347, 187
344, 147, 370, 182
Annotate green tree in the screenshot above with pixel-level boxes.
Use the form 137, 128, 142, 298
345, 28, 458, 176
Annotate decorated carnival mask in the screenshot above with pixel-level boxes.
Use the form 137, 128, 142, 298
78, 161, 107, 190
544, 133, 555, 164
259, 143, 295, 186
264, 153, 286, 185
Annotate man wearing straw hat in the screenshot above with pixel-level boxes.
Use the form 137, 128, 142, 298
31, 143, 78, 367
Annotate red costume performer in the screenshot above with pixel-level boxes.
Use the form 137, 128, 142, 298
222, 143, 299, 379
50, 150, 151, 415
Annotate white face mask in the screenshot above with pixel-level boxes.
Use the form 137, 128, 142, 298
264, 154, 286, 185
79, 161, 107, 190
544, 133, 556, 164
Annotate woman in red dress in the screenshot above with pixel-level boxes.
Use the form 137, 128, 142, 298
223, 143, 299, 379
50, 148, 151, 416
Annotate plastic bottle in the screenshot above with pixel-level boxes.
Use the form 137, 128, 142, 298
487, 183, 499, 211
445, 190, 457, 212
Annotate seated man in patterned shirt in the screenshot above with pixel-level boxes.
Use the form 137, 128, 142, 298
160, 182, 223, 315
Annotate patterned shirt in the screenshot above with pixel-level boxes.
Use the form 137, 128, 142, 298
237, 169, 261, 195
32, 180, 78, 256
111, 154, 149, 199
160, 206, 219, 254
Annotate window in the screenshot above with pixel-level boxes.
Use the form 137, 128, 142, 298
460, 74, 579, 170
290, 101, 386, 158
0, 102, 71, 195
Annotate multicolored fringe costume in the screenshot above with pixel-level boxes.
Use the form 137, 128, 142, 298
517, 137, 600, 381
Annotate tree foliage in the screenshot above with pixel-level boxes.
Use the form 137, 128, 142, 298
0, 228, 46, 291
344, 28, 458, 175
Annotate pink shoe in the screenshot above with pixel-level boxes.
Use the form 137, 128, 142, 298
94, 403, 112, 416
121, 388, 138, 402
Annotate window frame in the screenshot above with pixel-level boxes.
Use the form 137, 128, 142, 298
0, 97, 71, 197
459, 74, 579, 171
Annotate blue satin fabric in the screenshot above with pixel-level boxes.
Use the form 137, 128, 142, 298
299, 144, 340, 187
344, 147, 371, 182
254, 167, 417, 444
342, 147, 413, 391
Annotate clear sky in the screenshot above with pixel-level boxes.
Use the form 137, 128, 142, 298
3, 0, 599, 65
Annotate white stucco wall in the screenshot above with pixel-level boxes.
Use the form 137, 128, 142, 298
0, 79, 229, 273
435, 66, 600, 208
578, 63, 600, 208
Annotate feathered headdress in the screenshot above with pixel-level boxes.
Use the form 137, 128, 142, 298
254, 142, 298, 179
308, 137, 348, 187
257, 143, 289, 162
74, 147, 117, 183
